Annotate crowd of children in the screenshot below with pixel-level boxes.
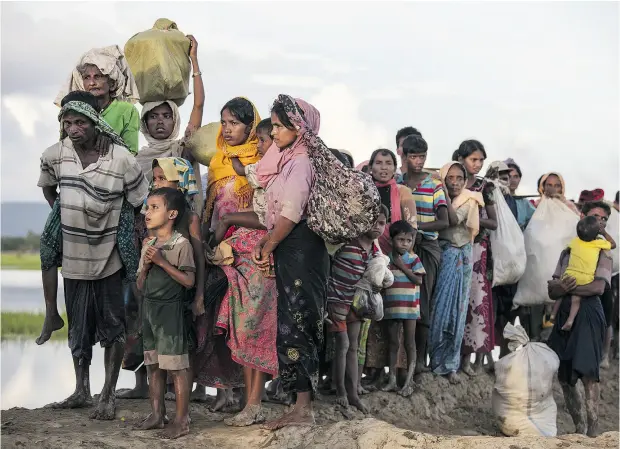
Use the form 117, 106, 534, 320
35, 37, 618, 440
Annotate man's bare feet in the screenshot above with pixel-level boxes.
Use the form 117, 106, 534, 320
47, 389, 91, 409
117, 386, 149, 400
224, 404, 265, 427
347, 396, 369, 414
334, 396, 349, 407
134, 413, 165, 430
398, 381, 417, 397
36, 313, 64, 345
380, 375, 398, 392
261, 405, 315, 431
447, 372, 461, 384
561, 320, 574, 332
89, 392, 116, 420
357, 385, 370, 395
160, 416, 190, 439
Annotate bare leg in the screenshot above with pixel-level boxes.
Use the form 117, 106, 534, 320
48, 356, 92, 408
484, 352, 495, 373
473, 353, 484, 372
600, 326, 612, 369
191, 384, 208, 402
135, 365, 166, 430
357, 365, 369, 395
36, 267, 64, 345
560, 381, 586, 434
262, 391, 314, 430
118, 366, 149, 399
562, 295, 581, 331
225, 368, 266, 426
414, 324, 430, 374
345, 321, 367, 413
550, 299, 561, 322
161, 369, 190, 439
90, 342, 123, 420
583, 378, 600, 437
382, 321, 400, 392
333, 330, 349, 407
399, 320, 417, 397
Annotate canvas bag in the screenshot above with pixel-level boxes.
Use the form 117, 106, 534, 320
125, 19, 191, 106
492, 323, 559, 437
513, 197, 579, 307
489, 187, 527, 286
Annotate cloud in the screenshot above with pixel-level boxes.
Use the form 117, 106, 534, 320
252, 74, 324, 89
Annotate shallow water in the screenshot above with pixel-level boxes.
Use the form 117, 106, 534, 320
1, 270, 216, 410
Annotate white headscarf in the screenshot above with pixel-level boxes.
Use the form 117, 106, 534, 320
135, 100, 183, 181
54, 45, 140, 106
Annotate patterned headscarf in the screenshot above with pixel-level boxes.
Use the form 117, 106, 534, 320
261, 94, 380, 244
58, 100, 127, 149
152, 157, 199, 202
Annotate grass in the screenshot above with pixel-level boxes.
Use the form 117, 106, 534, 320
1, 312, 68, 341
1, 252, 41, 270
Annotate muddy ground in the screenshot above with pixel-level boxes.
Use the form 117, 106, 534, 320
2, 363, 618, 448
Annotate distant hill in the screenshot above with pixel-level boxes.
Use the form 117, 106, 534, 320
1, 203, 50, 237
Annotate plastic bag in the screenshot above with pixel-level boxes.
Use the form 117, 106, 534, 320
185, 122, 219, 167
351, 279, 384, 321
489, 187, 526, 287
606, 203, 619, 275
492, 323, 559, 437
364, 254, 394, 288
513, 198, 579, 307
125, 19, 191, 106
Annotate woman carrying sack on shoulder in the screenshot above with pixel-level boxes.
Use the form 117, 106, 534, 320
253, 95, 379, 430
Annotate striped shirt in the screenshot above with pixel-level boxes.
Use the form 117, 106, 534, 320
327, 241, 381, 306
408, 175, 447, 241
384, 252, 426, 320
38, 138, 149, 280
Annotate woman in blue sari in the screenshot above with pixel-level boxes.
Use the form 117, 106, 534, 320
429, 162, 484, 383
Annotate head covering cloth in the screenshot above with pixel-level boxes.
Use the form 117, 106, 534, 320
439, 162, 485, 242
204, 98, 261, 223
54, 45, 140, 107
58, 100, 127, 149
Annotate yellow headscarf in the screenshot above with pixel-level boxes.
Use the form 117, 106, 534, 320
205, 98, 261, 223
440, 162, 485, 242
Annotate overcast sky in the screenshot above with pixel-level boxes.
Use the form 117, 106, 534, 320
1, 1, 618, 202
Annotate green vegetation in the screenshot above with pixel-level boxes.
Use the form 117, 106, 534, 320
1, 312, 67, 341
1, 252, 41, 270
1, 232, 40, 252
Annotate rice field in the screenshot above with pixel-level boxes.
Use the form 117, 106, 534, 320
1, 312, 68, 340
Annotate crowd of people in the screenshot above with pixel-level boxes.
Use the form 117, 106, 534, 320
34, 35, 618, 440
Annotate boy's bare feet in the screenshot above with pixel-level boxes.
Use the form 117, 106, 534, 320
160, 415, 190, 439
347, 396, 369, 414
261, 405, 315, 431
334, 396, 349, 407
414, 362, 430, 374
36, 313, 64, 345
134, 413, 165, 430
381, 375, 398, 392
357, 385, 370, 395
209, 389, 233, 412
462, 362, 477, 377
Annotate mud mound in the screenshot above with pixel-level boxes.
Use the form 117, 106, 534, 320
2, 363, 618, 448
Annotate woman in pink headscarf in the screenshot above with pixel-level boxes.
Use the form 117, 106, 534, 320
253, 95, 329, 430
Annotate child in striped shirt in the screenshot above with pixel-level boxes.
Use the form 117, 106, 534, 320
382, 220, 425, 397
327, 205, 388, 413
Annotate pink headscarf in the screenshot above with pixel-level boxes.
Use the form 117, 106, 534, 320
256, 97, 320, 188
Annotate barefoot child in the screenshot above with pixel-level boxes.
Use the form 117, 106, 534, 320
382, 220, 425, 397
551, 216, 614, 331
136, 187, 195, 439
327, 205, 388, 413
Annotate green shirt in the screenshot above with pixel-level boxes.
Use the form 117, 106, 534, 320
101, 100, 140, 155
